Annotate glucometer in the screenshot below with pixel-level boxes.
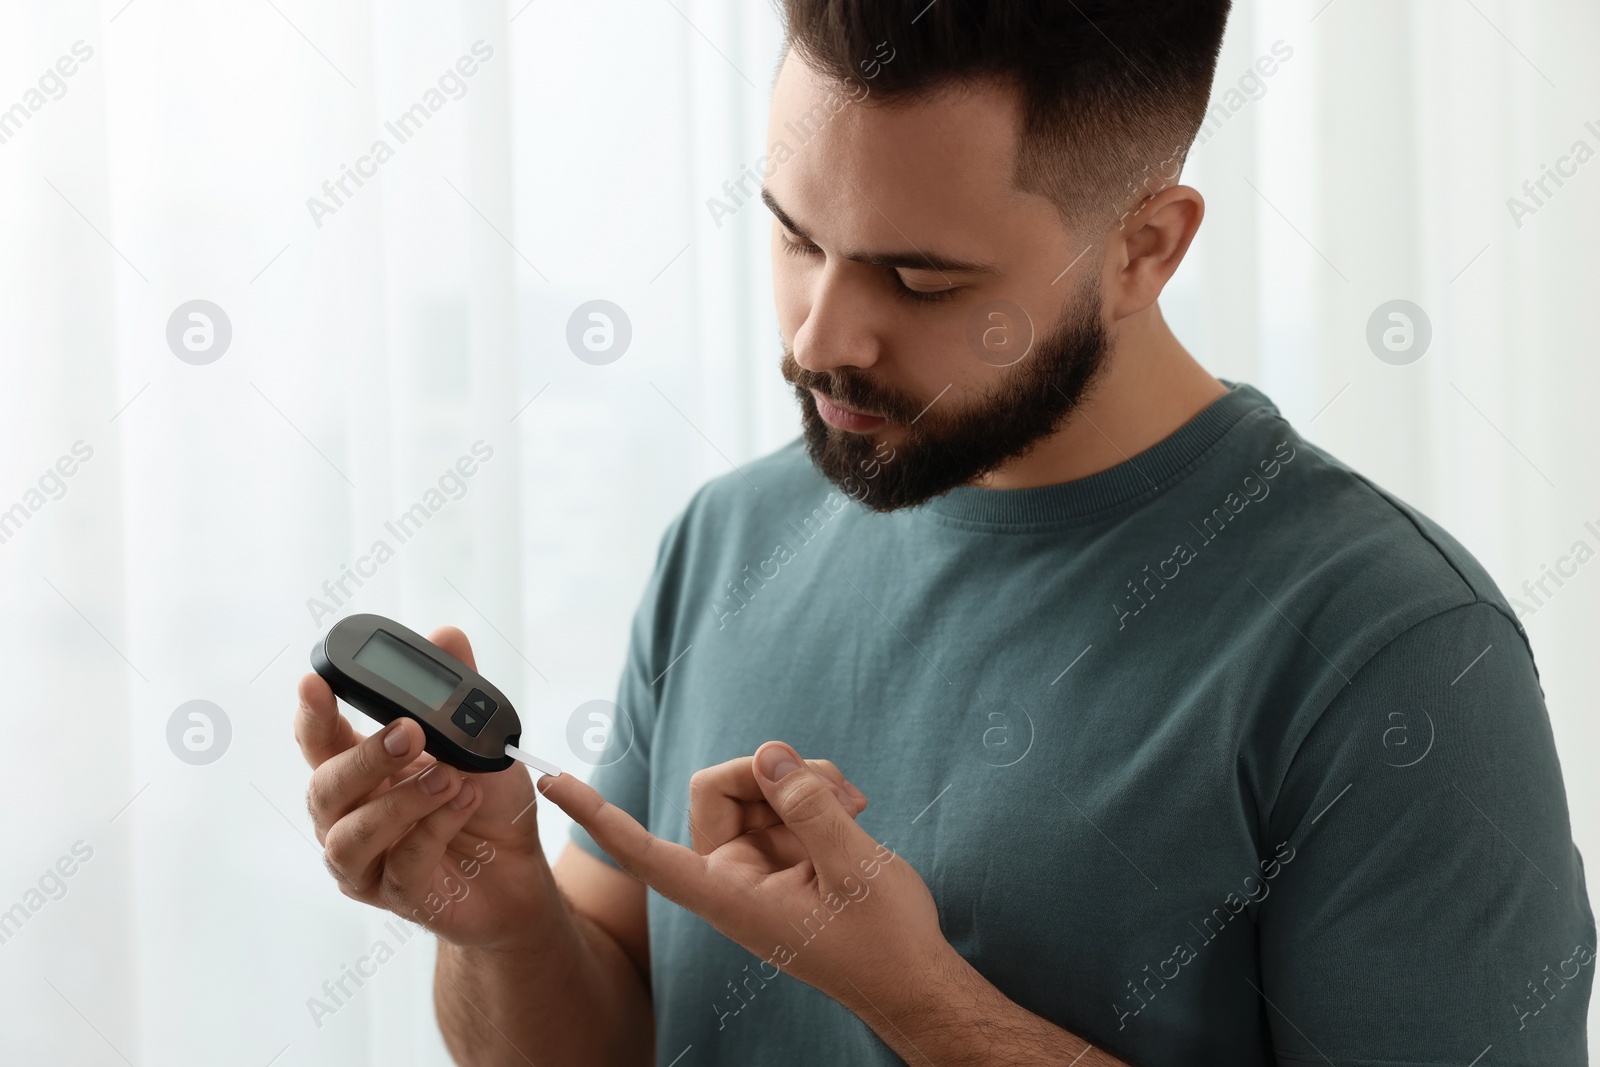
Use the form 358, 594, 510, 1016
311, 613, 561, 777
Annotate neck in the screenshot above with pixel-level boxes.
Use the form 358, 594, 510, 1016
973, 303, 1226, 490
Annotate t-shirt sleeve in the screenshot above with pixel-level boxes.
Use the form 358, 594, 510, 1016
567, 514, 683, 870
1260, 600, 1594, 1066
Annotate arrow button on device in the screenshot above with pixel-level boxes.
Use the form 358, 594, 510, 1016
451, 689, 497, 737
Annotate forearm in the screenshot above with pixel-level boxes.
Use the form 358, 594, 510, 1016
434, 884, 653, 1067
841, 946, 1132, 1067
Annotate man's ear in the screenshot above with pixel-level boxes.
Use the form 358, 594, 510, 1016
1102, 185, 1205, 320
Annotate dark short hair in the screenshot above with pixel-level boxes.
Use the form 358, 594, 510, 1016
780, 0, 1232, 225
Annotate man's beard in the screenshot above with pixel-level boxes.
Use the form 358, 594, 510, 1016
780, 290, 1112, 513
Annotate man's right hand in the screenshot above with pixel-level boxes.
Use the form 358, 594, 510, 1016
295, 626, 557, 951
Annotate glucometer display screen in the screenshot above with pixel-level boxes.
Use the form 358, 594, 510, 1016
353, 630, 460, 710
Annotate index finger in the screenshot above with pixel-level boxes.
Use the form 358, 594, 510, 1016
537, 772, 709, 910
294, 671, 363, 769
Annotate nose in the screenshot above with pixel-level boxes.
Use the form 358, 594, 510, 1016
791, 263, 883, 374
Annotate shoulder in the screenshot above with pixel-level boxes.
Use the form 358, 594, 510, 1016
1223, 404, 1529, 674
1291, 433, 1509, 614
1212, 408, 1555, 815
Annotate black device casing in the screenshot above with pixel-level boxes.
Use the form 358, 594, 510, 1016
311, 613, 519, 773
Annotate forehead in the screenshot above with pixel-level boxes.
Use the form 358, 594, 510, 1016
765, 52, 1052, 256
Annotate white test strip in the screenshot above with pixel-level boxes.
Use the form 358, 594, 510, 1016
504, 743, 563, 777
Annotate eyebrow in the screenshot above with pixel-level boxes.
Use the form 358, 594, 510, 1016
760, 188, 1000, 276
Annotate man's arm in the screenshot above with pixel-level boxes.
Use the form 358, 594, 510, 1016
837, 943, 1131, 1066
436, 844, 654, 1067
1257, 601, 1594, 1062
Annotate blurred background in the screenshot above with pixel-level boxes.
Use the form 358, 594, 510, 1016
1, 0, 1596, 1062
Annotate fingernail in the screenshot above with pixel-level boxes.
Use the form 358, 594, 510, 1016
419, 765, 452, 795
383, 721, 410, 757
757, 745, 800, 782
448, 781, 475, 809
833, 786, 854, 808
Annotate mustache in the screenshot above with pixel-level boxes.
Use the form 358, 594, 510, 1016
778, 349, 925, 424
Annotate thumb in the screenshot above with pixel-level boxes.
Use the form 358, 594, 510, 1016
753, 742, 869, 881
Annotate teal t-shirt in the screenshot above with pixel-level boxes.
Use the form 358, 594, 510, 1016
571, 383, 1593, 1066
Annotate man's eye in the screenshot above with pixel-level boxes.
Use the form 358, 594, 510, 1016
780, 231, 960, 304
892, 273, 961, 304
780, 232, 822, 257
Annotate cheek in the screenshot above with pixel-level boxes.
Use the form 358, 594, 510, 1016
901, 311, 981, 385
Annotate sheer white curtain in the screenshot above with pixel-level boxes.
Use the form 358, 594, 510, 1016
0, 0, 1594, 1062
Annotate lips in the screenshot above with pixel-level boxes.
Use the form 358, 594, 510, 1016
810, 389, 888, 432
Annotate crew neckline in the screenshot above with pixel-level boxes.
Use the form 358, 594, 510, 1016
917, 381, 1278, 528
